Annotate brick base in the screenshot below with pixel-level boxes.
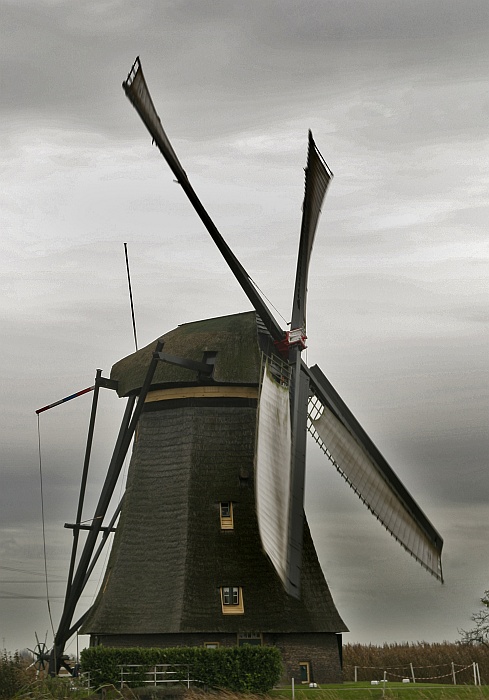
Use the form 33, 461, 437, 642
264, 633, 343, 684
92, 632, 343, 685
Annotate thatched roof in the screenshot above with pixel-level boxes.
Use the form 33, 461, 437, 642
111, 311, 263, 397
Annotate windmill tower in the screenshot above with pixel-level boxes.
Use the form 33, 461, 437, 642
80, 312, 348, 682
48, 59, 443, 682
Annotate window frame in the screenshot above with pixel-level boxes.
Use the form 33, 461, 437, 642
237, 631, 262, 646
220, 501, 234, 530
220, 586, 244, 614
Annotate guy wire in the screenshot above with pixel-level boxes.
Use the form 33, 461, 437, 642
36, 414, 56, 639
249, 276, 289, 326
124, 243, 139, 351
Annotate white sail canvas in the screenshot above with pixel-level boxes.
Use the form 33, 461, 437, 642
311, 403, 443, 581
255, 364, 292, 587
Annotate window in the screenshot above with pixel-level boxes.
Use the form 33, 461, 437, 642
223, 586, 239, 605
238, 632, 262, 647
204, 642, 220, 649
220, 586, 244, 614
220, 501, 234, 530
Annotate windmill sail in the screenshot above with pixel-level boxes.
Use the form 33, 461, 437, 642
123, 57, 283, 344
123, 57, 187, 183
123, 56, 315, 597
255, 362, 292, 587
284, 134, 333, 597
291, 131, 333, 333
305, 364, 443, 581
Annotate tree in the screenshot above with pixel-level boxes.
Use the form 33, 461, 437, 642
459, 591, 489, 645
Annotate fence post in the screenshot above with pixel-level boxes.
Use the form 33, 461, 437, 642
473, 662, 477, 686
477, 662, 481, 686
354, 666, 358, 683
410, 662, 415, 684
292, 677, 295, 700
382, 671, 387, 697
451, 662, 456, 685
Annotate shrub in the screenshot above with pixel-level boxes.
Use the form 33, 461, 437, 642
343, 641, 489, 684
80, 646, 282, 693
0, 650, 35, 698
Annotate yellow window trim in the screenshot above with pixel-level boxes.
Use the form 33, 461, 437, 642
220, 501, 234, 530
221, 587, 244, 614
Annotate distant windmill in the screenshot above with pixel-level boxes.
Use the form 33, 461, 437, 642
48, 58, 443, 681
27, 632, 50, 676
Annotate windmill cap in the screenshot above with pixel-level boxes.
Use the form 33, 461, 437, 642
111, 311, 265, 397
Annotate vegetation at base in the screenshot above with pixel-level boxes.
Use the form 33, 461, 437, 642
4, 679, 489, 700
15, 676, 90, 700
0, 651, 36, 699
15, 685, 489, 700
343, 642, 489, 684
270, 684, 489, 700
4, 639, 489, 700
80, 646, 282, 693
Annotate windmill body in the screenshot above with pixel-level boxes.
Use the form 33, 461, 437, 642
47, 58, 443, 681
81, 312, 347, 682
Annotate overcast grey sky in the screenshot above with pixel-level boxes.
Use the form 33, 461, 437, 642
1, 0, 488, 656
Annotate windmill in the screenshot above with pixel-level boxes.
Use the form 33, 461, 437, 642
27, 633, 50, 676
47, 58, 443, 682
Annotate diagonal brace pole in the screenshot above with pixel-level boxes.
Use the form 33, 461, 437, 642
49, 339, 164, 675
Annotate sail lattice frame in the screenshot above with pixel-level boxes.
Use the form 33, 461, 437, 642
307, 392, 443, 582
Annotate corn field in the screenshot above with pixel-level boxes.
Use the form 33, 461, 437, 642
343, 642, 489, 685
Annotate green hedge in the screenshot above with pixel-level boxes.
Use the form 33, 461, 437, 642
80, 645, 282, 692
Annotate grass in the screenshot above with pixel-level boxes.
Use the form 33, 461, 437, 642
269, 683, 489, 700
3, 682, 489, 700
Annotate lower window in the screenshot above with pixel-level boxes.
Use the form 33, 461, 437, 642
238, 631, 262, 646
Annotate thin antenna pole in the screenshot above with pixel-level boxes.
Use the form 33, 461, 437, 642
124, 243, 138, 351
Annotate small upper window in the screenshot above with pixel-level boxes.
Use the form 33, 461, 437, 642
220, 502, 234, 530
223, 586, 239, 605
221, 586, 244, 614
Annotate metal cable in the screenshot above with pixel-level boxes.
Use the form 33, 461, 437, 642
36, 414, 56, 639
